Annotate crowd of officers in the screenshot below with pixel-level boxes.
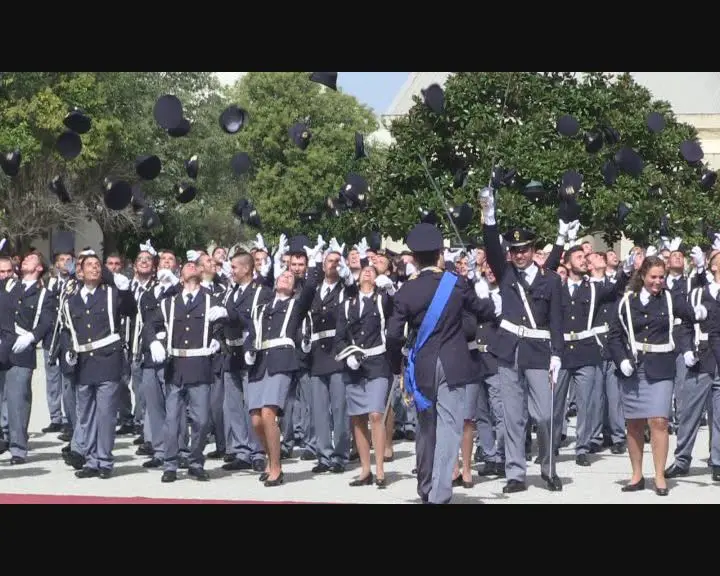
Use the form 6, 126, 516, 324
0, 201, 719, 502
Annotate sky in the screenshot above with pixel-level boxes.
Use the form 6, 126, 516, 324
214, 72, 410, 115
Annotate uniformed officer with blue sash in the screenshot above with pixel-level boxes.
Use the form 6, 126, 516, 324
386, 223, 495, 504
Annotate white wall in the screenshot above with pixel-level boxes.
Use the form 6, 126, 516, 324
33, 218, 103, 261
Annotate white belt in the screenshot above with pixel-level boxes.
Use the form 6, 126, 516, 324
673, 318, 682, 326
633, 342, 674, 353
468, 341, 489, 353
335, 344, 386, 361
593, 325, 609, 335
563, 329, 596, 342
76, 333, 121, 353
499, 319, 550, 340
259, 337, 295, 350
311, 330, 336, 342
170, 347, 214, 357
226, 331, 249, 347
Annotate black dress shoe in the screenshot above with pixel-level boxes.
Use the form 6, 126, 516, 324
67, 451, 85, 470
502, 480, 527, 494
712, 466, 720, 482
116, 424, 135, 436
404, 430, 415, 441
576, 454, 590, 467
348, 451, 359, 462
223, 453, 236, 463
655, 486, 669, 496
188, 468, 210, 481
136, 444, 153, 457
75, 467, 99, 478
301, 450, 316, 461
664, 464, 688, 479
133, 435, 145, 446
392, 430, 405, 441
42, 422, 64, 434
476, 462, 498, 476
349, 473, 373, 486
312, 463, 330, 474
621, 477, 645, 492
10, 456, 26, 465
178, 457, 190, 469
383, 454, 394, 463
264, 472, 284, 487
57, 431, 72, 442
452, 475, 463, 487
143, 458, 163, 469
222, 459, 252, 471
161, 471, 177, 483
542, 474, 562, 491
610, 442, 626, 455
206, 450, 225, 459
252, 459, 266, 472
99, 469, 112, 479
330, 463, 345, 474
280, 447, 293, 460
411, 468, 417, 474
61, 444, 71, 454
376, 477, 386, 489
588, 443, 603, 454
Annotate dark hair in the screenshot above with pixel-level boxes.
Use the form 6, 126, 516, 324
628, 255, 665, 293
563, 245, 584, 265
414, 250, 440, 269
231, 251, 253, 269
289, 252, 308, 263
81, 254, 102, 269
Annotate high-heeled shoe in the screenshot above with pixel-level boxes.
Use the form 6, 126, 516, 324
258, 472, 269, 482
452, 475, 463, 487
461, 477, 474, 489
621, 477, 645, 492
264, 472, 284, 487
655, 485, 669, 496
349, 473, 373, 487
375, 477, 386, 489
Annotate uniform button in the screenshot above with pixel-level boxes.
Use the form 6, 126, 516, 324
644, 337, 648, 342
361, 331, 365, 335
569, 345, 574, 349
522, 316, 526, 321
185, 326, 190, 331
89, 352, 94, 357
87, 338, 92, 342
571, 316, 575, 320
644, 314, 648, 318
87, 324, 91, 328
86, 310, 90, 315
184, 340, 189, 344
187, 314, 190, 318
571, 300, 575, 305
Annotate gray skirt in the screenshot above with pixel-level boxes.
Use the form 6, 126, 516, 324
620, 366, 673, 420
346, 376, 389, 417
247, 371, 292, 414
463, 382, 480, 421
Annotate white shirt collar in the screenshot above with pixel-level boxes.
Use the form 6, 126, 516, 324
182, 287, 200, 300
518, 263, 538, 285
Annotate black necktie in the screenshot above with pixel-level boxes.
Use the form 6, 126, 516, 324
186, 294, 193, 307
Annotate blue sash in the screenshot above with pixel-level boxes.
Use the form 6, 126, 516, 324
404, 272, 457, 412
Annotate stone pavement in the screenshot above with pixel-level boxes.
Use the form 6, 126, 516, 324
1, 355, 719, 504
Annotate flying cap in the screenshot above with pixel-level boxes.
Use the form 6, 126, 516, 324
56, 130, 82, 160
583, 130, 604, 154
601, 160, 618, 186
614, 147, 644, 178
450, 203, 474, 229
289, 123, 311, 150
231, 152, 252, 176
680, 140, 704, 164
343, 173, 368, 205
220, 105, 249, 134
103, 179, 132, 210
63, 108, 92, 134
421, 84, 445, 115
617, 202, 631, 225
701, 169, 717, 191
309, 72, 338, 91
646, 112, 666, 133
406, 223, 443, 252
154, 95, 184, 131
168, 118, 191, 137
556, 114, 580, 138
135, 155, 162, 180
49, 176, 71, 203
419, 208, 439, 225
560, 170, 583, 201
131, 183, 146, 212
185, 154, 199, 179
0, 150, 21, 177
141, 206, 160, 230
354, 132, 366, 160
175, 183, 197, 204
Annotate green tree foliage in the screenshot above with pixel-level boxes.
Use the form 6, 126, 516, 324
373, 72, 718, 247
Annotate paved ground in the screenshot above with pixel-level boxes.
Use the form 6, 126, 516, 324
1, 355, 719, 504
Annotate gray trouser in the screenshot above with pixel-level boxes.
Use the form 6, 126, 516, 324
416, 359, 464, 504
64, 372, 85, 454
224, 370, 264, 463
131, 360, 144, 426
209, 372, 225, 452
475, 373, 505, 463
117, 354, 133, 426
282, 370, 315, 452
1, 390, 7, 436
557, 365, 598, 455
392, 374, 417, 433
44, 348, 64, 425
164, 382, 210, 472
596, 359, 625, 444
312, 372, 350, 466
142, 367, 167, 459
1, 366, 33, 459
672, 353, 687, 425
674, 370, 720, 469
0, 372, 6, 448
76, 380, 119, 470
498, 353, 557, 482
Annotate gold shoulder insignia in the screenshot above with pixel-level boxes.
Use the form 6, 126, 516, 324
408, 273, 419, 281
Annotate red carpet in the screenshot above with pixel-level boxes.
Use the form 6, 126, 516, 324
0, 493, 331, 504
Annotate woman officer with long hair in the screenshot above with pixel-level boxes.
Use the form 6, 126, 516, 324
607, 255, 706, 496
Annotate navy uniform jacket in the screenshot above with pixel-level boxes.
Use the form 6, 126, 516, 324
386, 268, 495, 400
307, 268, 359, 377
147, 290, 223, 386
334, 290, 392, 382
245, 281, 316, 382
61, 283, 136, 386
136, 287, 164, 369
3, 278, 56, 370
591, 274, 629, 362
482, 224, 564, 369
44, 275, 70, 350
667, 271, 707, 347
53, 279, 81, 375
475, 289, 501, 376
606, 289, 695, 381
201, 280, 228, 376
126, 278, 158, 363
682, 285, 719, 377
224, 281, 274, 373
0, 279, 16, 368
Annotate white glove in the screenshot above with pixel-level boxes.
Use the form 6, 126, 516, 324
713, 233, 720, 252
0, 238, 6, 252
253, 233, 267, 252
401, 346, 409, 357
244, 351, 256, 365
405, 262, 418, 277
157, 268, 179, 285
468, 249, 479, 272
150, 340, 166, 364
557, 219, 570, 240
549, 355, 561, 384
646, 246, 658, 257
690, 246, 705, 269
186, 250, 201, 263
338, 255, 352, 281
328, 237, 345, 257
221, 261, 232, 278
443, 248, 463, 263
566, 220, 581, 242
12, 333, 35, 354
474, 277, 490, 299
273, 234, 289, 277
113, 273, 130, 291
139, 239, 157, 256
668, 237, 683, 252
622, 251, 636, 274
355, 238, 369, 260
65, 351, 78, 366
620, 359, 634, 377
347, 355, 361, 370
375, 274, 395, 291
259, 255, 271, 277
209, 339, 220, 354
477, 186, 496, 226
683, 351, 699, 368
660, 236, 671, 250
694, 304, 708, 322
208, 306, 228, 322
304, 244, 320, 266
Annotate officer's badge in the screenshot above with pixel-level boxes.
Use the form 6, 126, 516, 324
514, 230, 520, 241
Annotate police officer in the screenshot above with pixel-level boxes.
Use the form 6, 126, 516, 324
60, 254, 135, 478
478, 186, 565, 493
386, 222, 495, 504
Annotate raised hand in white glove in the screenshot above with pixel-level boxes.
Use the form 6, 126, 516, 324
622, 251, 636, 274
694, 304, 708, 322
259, 255, 271, 277
347, 355, 361, 370
355, 238, 369, 260
221, 261, 232, 278
713, 233, 720, 252
690, 246, 706, 269
557, 219, 570, 239
660, 236, 671, 250
209, 339, 221, 354
150, 340, 166, 364
549, 355, 561, 384
620, 359, 634, 377
405, 262, 418, 277
443, 248, 463, 263
113, 273, 130, 291
208, 306, 228, 322
477, 187, 496, 226
12, 333, 35, 354
139, 239, 157, 256
646, 246, 658, 257
304, 244, 319, 266
567, 220, 581, 242
474, 277, 490, 299
375, 274, 395, 291
683, 351, 699, 368
244, 351, 256, 365
186, 250, 201, 263
157, 268, 179, 285
329, 237, 345, 257
254, 233, 267, 252
66, 351, 78, 366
